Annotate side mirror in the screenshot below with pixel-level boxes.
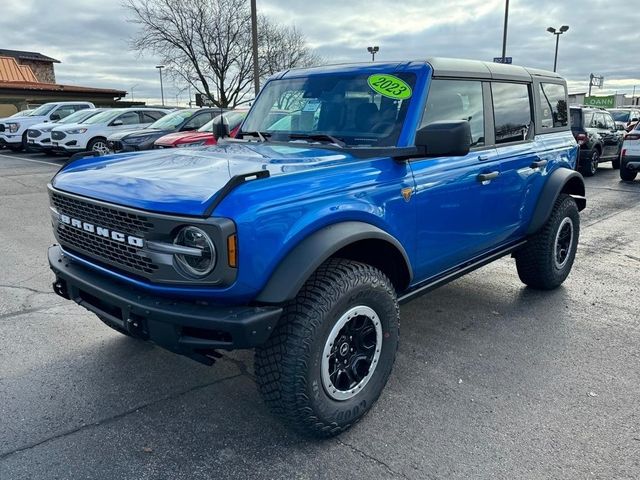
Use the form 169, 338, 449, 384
111, 120, 123, 126
415, 120, 471, 157
616, 124, 626, 131
50, 113, 60, 121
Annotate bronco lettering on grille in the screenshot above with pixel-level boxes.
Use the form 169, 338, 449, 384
59, 213, 144, 248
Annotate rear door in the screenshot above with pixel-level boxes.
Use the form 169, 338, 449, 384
488, 81, 542, 240
600, 112, 619, 159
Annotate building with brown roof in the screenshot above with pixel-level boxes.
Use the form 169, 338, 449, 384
0, 49, 128, 117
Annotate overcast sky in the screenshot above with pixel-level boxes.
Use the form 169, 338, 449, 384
1, 0, 638, 105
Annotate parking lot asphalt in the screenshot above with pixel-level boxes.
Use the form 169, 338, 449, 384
0, 149, 638, 480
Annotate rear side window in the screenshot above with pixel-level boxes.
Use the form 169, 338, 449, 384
492, 82, 532, 144
421, 79, 485, 147
117, 111, 140, 125
570, 109, 581, 128
538, 83, 568, 128
142, 111, 164, 122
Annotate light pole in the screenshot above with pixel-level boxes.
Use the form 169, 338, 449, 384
546, 25, 569, 72
367, 46, 379, 62
130, 84, 138, 103
501, 0, 509, 63
250, 0, 260, 97
155, 65, 165, 106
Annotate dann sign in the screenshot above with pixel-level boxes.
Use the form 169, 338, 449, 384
584, 96, 615, 108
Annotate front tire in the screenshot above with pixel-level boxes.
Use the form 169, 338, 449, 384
87, 137, 109, 155
255, 259, 399, 438
515, 194, 579, 290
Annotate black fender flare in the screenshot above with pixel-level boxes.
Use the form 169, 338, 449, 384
526, 168, 586, 235
255, 221, 412, 304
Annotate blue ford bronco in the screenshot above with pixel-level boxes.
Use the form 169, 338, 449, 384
48, 58, 585, 437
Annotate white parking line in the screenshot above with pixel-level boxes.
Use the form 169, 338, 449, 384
0, 152, 61, 166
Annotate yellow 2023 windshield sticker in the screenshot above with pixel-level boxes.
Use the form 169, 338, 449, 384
367, 74, 412, 100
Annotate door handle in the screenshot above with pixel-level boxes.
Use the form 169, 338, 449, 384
478, 154, 491, 161
530, 159, 548, 169
477, 171, 500, 183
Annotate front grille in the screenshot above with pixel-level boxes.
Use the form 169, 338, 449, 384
58, 226, 158, 275
0, 124, 5, 132
28, 130, 41, 138
51, 131, 66, 141
51, 192, 154, 234
51, 192, 158, 276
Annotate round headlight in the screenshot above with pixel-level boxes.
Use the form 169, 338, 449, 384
173, 226, 216, 277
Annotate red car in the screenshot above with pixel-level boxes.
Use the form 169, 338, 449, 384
154, 110, 248, 148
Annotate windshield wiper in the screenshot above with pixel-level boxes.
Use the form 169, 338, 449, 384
288, 133, 346, 148
240, 131, 270, 142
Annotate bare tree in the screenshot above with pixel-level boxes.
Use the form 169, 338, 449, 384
125, 0, 321, 108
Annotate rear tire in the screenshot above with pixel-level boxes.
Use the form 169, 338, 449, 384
515, 194, 579, 290
255, 258, 399, 438
580, 150, 599, 177
612, 155, 621, 169
620, 165, 637, 181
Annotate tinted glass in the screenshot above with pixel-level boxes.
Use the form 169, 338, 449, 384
538, 83, 568, 128
184, 112, 214, 130
492, 82, 532, 144
53, 106, 76, 120
150, 109, 196, 129
83, 109, 123, 125
609, 110, 630, 122
421, 79, 485, 147
117, 111, 140, 125
28, 104, 56, 116
570, 109, 582, 128
198, 111, 247, 133
143, 111, 164, 122
242, 73, 417, 147
58, 109, 99, 125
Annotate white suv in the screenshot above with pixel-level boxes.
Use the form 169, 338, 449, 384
0, 102, 94, 151
51, 108, 169, 155
27, 108, 105, 153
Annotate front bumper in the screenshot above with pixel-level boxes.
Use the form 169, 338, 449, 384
48, 245, 282, 361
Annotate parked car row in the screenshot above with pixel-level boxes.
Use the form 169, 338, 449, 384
0, 101, 256, 156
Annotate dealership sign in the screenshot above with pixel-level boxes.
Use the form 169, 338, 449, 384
584, 95, 615, 108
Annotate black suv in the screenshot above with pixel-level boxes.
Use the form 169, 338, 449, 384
570, 106, 624, 176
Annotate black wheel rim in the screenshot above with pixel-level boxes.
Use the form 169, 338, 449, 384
554, 217, 574, 269
591, 152, 599, 173
322, 306, 382, 401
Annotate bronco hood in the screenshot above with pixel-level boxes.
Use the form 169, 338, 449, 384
52, 143, 353, 216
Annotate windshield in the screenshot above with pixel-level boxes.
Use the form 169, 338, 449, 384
241, 72, 416, 147
199, 111, 248, 133
609, 110, 630, 122
82, 109, 124, 125
28, 104, 56, 117
150, 109, 196, 130
58, 109, 99, 125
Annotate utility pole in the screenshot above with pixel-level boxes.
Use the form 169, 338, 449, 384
155, 65, 165, 106
250, 0, 260, 97
501, 0, 509, 63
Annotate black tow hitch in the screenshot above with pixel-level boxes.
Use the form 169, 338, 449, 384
52, 278, 69, 299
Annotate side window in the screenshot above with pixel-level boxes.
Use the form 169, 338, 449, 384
116, 111, 140, 125
142, 111, 163, 122
592, 113, 606, 129
538, 83, 568, 129
52, 106, 76, 119
421, 79, 485, 147
184, 112, 213, 130
604, 114, 615, 130
492, 82, 532, 144
74, 104, 90, 111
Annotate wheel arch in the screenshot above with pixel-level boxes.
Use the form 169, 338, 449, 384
255, 221, 413, 304
526, 167, 586, 235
